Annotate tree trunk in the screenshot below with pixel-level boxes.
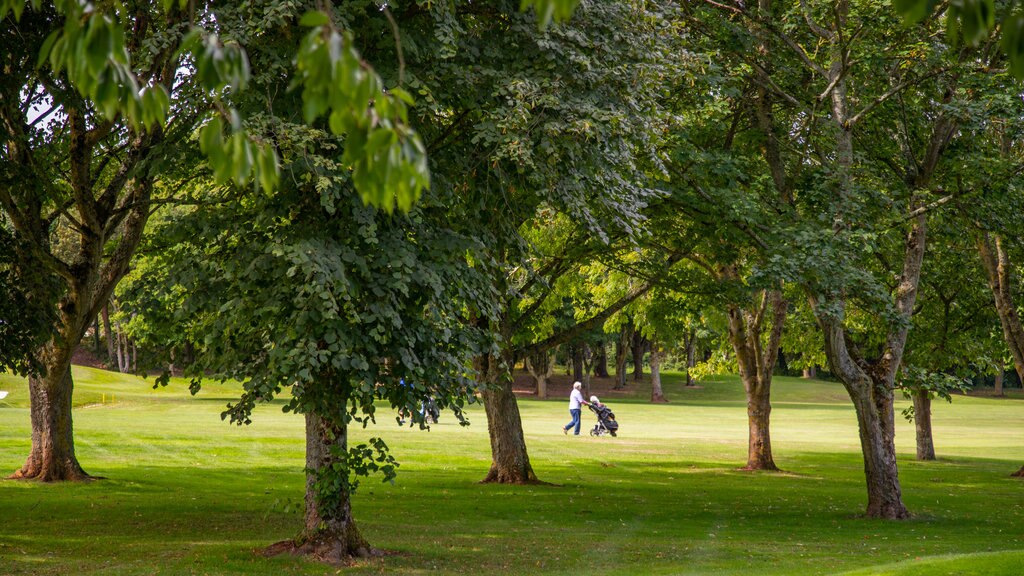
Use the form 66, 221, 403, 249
581, 343, 594, 396
802, 366, 817, 379
912, 389, 935, 461
10, 362, 90, 481
271, 411, 371, 562
977, 233, 1024, 384
847, 376, 910, 518
479, 355, 539, 484
649, 343, 667, 403
102, 305, 115, 363
93, 317, 101, 355
725, 287, 786, 472
995, 369, 1004, 396
685, 330, 697, 386
525, 352, 553, 400
813, 211, 924, 519
594, 341, 609, 378
571, 344, 584, 383
631, 330, 645, 381
613, 325, 630, 390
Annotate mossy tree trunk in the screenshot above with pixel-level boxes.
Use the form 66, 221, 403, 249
293, 412, 372, 562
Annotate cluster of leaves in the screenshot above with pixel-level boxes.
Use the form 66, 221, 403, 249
897, 365, 971, 421
0, 232, 56, 375
894, 0, 1024, 77
291, 11, 427, 212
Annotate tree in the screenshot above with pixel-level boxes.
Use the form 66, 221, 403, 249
0, 0, 428, 482
411, 1, 686, 484
693, 0, 993, 516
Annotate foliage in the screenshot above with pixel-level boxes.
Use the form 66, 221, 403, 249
896, 365, 971, 422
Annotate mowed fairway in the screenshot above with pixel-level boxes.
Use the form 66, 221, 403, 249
2, 367, 1024, 575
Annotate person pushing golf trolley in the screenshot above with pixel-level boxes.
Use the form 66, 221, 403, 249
562, 381, 590, 435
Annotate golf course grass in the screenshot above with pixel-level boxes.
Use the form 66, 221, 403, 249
1, 366, 1023, 575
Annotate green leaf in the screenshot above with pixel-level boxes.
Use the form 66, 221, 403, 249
299, 10, 330, 28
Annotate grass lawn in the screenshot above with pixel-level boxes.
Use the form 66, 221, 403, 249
1, 366, 1023, 575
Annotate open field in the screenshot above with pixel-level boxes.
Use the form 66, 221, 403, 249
2, 366, 1024, 575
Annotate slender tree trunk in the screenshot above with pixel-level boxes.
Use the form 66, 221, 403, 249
10, 358, 90, 481
995, 369, 1004, 396
685, 330, 697, 386
631, 330, 645, 382
102, 305, 115, 363
802, 366, 817, 379
479, 354, 539, 484
977, 234, 1024, 384
913, 389, 935, 461
649, 343, 667, 403
93, 317, 101, 355
571, 344, 584, 383
271, 411, 371, 562
594, 341, 609, 378
614, 325, 629, 390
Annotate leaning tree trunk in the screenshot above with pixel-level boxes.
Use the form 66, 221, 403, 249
977, 233, 1024, 384
912, 389, 935, 461
11, 361, 90, 481
271, 411, 371, 562
849, 377, 909, 518
478, 355, 539, 484
649, 343, 668, 403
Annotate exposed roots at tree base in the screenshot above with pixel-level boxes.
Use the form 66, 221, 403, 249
864, 505, 911, 520
262, 537, 383, 565
739, 463, 781, 473
1011, 466, 1024, 478
650, 395, 669, 403
8, 464, 97, 482
479, 467, 551, 486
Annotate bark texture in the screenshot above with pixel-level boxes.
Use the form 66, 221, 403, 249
613, 325, 630, 390
649, 342, 668, 403
912, 389, 935, 461
10, 364, 90, 481
977, 233, 1024, 384
814, 215, 926, 519
267, 412, 371, 563
724, 280, 786, 472
479, 354, 539, 484
631, 329, 646, 381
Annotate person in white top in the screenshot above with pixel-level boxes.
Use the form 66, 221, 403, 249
562, 381, 590, 435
